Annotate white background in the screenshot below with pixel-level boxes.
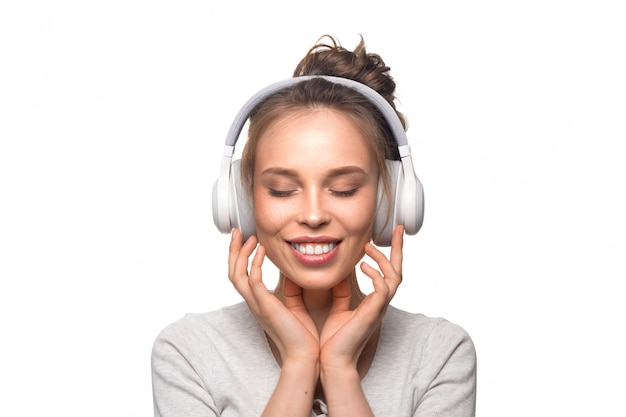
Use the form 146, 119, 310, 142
1, 1, 625, 416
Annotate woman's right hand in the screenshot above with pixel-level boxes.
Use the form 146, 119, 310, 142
228, 229, 320, 365
229, 228, 319, 416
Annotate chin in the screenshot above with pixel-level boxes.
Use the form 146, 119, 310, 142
285, 268, 353, 291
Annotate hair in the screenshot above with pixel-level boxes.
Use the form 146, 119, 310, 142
240, 35, 406, 230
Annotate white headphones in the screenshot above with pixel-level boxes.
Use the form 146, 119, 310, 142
212, 75, 424, 246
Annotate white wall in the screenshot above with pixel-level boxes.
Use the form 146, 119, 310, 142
1, 1, 624, 416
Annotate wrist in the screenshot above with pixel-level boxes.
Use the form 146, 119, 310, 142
281, 355, 320, 379
281, 347, 320, 366
320, 362, 360, 385
263, 357, 320, 417
320, 366, 374, 417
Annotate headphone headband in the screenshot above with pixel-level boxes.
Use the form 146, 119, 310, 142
223, 75, 410, 158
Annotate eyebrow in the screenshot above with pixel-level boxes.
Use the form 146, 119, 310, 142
259, 166, 369, 178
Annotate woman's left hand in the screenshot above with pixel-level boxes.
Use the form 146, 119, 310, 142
319, 225, 404, 371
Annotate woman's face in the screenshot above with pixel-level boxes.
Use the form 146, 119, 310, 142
252, 108, 379, 290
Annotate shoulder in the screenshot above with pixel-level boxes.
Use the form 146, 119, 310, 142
384, 306, 473, 343
151, 302, 259, 363
382, 306, 476, 369
151, 303, 275, 414
155, 302, 255, 340
365, 307, 476, 414
380, 307, 477, 412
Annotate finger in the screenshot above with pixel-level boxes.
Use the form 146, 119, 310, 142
230, 234, 258, 294
389, 225, 404, 276
248, 244, 266, 289
233, 235, 257, 277
350, 262, 392, 330
282, 277, 306, 311
228, 228, 244, 277
245, 245, 279, 311
364, 243, 402, 288
330, 279, 351, 313
359, 261, 391, 301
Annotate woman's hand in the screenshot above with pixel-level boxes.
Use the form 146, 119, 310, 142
228, 229, 320, 365
316, 226, 404, 417
319, 225, 404, 371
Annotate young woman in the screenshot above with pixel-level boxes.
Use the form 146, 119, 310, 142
151, 36, 476, 417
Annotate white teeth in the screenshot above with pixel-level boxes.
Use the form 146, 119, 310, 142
292, 242, 336, 255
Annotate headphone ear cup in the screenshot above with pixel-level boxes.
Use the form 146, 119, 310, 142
372, 159, 424, 246
398, 157, 424, 237
229, 160, 255, 240
372, 160, 401, 246
212, 157, 232, 234
211, 159, 255, 240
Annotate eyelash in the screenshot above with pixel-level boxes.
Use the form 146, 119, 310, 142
331, 188, 358, 197
268, 189, 295, 197
267, 188, 358, 198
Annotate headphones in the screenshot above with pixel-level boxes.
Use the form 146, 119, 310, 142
212, 75, 424, 246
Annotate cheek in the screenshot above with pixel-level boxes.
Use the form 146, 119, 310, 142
252, 190, 290, 234
340, 197, 377, 235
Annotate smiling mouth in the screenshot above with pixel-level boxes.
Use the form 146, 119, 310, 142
290, 242, 338, 255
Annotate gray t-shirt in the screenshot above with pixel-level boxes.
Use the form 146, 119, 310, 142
151, 302, 476, 416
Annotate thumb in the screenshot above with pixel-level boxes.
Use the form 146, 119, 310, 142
330, 279, 351, 313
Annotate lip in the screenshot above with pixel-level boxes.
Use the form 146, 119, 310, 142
287, 236, 341, 266
288, 236, 340, 244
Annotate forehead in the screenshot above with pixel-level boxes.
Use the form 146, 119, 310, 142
254, 108, 375, 169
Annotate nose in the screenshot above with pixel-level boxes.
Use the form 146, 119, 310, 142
297, 189, 331, 228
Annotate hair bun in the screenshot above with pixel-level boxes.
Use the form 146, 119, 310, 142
293, 35, 405, 129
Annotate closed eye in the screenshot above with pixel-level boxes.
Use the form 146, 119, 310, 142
268, 188, 296, 197
330, 188, 358, 197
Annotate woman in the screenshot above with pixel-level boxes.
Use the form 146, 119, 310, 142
152, 35, 476, 417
